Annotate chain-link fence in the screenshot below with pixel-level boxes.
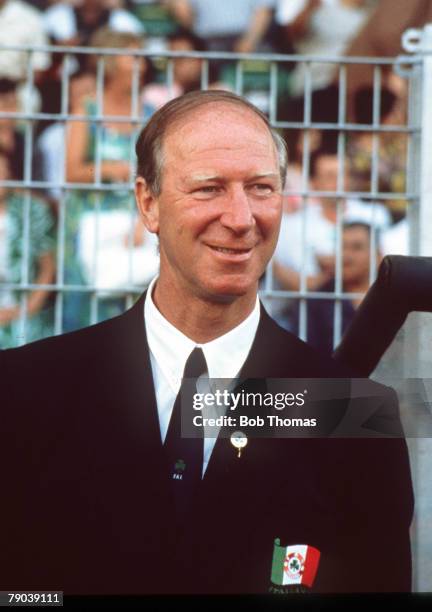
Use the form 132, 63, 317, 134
0, 41, 418, 346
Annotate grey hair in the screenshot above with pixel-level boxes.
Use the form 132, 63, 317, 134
135, 89, 288, 195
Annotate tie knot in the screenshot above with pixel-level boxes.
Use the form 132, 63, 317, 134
183, 347, 207, 379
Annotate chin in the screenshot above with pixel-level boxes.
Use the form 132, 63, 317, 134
200, 278, 257, 303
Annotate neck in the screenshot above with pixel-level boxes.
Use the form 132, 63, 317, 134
321, 200, 337, 223
104, 78, 132, 102
152, 278, 257, 343
344, 278, 369, 296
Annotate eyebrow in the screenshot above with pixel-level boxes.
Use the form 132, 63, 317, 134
188, 172, 280, 182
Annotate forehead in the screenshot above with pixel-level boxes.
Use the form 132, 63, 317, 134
316, 155, 339, 174
170, 38, 194, 51
162, 103, 278, 174
343, 226, 370, 242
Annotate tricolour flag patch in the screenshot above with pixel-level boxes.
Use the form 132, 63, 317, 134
271, 539, 321, 587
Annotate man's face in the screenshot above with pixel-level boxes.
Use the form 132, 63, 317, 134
342, 226, 374, 285
312, 154, 350, 193
138, 103, 282, 303
170, 39, 202, 88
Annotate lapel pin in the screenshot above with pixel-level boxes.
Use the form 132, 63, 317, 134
230, 431, 248, 458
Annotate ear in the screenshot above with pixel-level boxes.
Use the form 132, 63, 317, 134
135, 177, 160, 235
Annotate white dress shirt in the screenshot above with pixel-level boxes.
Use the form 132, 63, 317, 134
144, 276, 260, 475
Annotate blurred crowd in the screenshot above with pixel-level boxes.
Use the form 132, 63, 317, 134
0, 0, 426, 350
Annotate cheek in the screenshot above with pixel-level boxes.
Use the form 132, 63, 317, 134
181, 205, 224, 238
158, 206, 209, 247
257, 203, 282, 238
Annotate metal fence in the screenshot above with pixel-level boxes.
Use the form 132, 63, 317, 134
0, 40, 420, 348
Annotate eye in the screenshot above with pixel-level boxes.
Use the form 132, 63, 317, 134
198, 186, 219, 193
250, 183, 274, 195
192, 185, 221, 198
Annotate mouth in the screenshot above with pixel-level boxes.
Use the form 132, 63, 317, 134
207, 244, 254, 261
211, 246, 252, 254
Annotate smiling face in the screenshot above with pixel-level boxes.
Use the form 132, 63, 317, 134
136, 102, 283, 305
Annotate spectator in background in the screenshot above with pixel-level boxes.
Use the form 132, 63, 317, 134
36, 69, 97, 201
345, 0, 432, 110
286, 222, 381, 353
0, 0, 51, 112
348, 75, 408, 223
273, 147, 390, 291
43, 0, 145, 88
66, 28, 148, 187
259, 126, 322, 323
125, 0, 181, 53
281, 127, 323, 213
276, 0, 372, 124
0, 148, 55, 348
142, 27, 205, 114
167, 0, 275, 52
44, 0, 144, 47
64, 27, 158, 332
39, 0, 144, 149
0, 0, 51, 82
165, 28, 205, 91
0, 79, 25, 181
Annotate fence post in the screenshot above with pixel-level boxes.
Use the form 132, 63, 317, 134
401, 24, 432, 593
404, 24, 432, 256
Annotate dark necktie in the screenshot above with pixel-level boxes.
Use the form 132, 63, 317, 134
164, 347, 207, 514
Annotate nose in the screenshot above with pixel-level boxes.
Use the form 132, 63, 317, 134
219, 185, 255, 235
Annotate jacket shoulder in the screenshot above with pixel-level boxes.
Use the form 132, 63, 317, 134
257, 307, 356, 378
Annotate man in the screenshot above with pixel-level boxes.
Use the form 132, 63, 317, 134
275, 0, 371, 121
43, 0, 144, 47
288, 222, 381, 354
0, 91, 413, 595
167, 0, 275, 52
273, 148, 391, 291
141, 27, 206, 114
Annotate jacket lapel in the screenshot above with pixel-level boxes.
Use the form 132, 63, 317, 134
104, 291, 162, 457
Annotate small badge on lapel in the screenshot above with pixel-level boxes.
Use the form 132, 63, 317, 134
269, 538, 321, 593
230, 431, 248, 458
172, 459, 186, 480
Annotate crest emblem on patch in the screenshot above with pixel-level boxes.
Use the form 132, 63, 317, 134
174, 459, 186, 473
284, 552, 305, 579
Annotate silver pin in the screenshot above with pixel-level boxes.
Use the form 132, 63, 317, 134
230, 431, 248, 458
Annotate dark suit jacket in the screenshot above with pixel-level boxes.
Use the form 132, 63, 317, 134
0, 293, 414, 595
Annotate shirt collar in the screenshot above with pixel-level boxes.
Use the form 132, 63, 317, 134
144, 276, 260, 392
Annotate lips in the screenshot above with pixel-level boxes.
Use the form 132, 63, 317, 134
211, 246, 252, 255
206, 243, 255, 262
